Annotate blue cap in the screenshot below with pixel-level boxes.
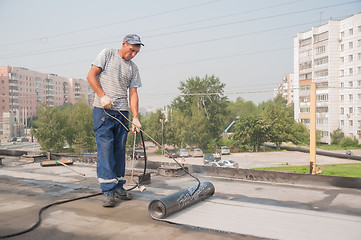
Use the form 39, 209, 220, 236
123, 34, 144, 46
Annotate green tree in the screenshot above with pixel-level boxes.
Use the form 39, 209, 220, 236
31, 105, 67, 152
171, 75, 229, 139
71, 100, 96, 153
233, 114, 270, 152
263, 102, 294, 148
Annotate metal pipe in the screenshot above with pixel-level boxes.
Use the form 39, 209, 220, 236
148, 182, 215, 219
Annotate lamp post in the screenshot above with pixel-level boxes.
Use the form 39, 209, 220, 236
159, 118, 167, 154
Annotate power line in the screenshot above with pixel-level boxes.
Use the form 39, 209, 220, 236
0, 0, 222, 48
1, 1, 358, 59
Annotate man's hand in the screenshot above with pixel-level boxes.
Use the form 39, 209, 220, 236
100, 95, 113, 109
132, 118, 141, 133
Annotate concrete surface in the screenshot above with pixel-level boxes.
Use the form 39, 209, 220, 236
1, 153, 361, 240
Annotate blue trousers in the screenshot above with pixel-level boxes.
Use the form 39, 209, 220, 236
92, 107, 129, 193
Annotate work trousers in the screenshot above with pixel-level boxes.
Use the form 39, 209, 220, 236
92, 107, 129, 193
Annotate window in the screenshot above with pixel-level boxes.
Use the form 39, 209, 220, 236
316, 45, 326, 54
358, 39, 361, 47
349, 107, 353, 114
314, 56, 328, 66
359, 26, 361, 32
359, 107, 361, 114
349, 94, 353, 100
317, 119, 328, 125
349, 68, 353, 75
349, 81, 353, 87
349, 28, 353, 35
300, 38, 312, 46
316, 107, 328, 113
341, 107, 344, 114
359, 66, 361, 74
314, 69, 328, 77
299, 61, 312, 69
340, 44, 344, 52
317, 94, 328, 101
349, 42, 353, 49
341, 95, 344, 101
340, 70, 344, 77
340, 57, 344, 63
341, 31, 345, 37
341, 120, 344, 126
359, 53, 361, 60
358, 120, 361, 128
314, 31, 328, 43
358, 94, 361, 100
349, 55, 353, 62
359, 80, 361, 87
341, 82, 344, 88
349, 120, 353, 127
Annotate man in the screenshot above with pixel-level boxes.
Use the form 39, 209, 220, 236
87, 34, 143, 207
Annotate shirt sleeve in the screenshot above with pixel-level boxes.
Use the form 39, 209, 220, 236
92, 48, 110, 70
129, 62, 142, 88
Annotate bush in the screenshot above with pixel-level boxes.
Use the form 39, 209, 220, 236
331, 128, 345, 145
339, 136, 359, 148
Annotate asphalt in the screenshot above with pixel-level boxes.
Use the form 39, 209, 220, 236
1, 150, 361, 240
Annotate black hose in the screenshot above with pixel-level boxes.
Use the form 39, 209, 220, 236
124, 130, 147, 191
0, 192, 102, 239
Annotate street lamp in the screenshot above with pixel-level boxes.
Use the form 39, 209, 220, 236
159, 118, 167, 154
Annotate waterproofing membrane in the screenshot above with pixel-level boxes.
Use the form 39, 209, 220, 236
154, 198, 361, 240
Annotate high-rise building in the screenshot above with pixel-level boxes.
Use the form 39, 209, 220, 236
293, 13, 361, 144
0, 66, 91, 136
274, 74, 294, 105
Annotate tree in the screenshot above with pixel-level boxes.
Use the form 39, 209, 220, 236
71, 100, 96, 153
31, 105, 67, 152
171, 75, 229, 147
232, 114, 270, 152
263, 102, 294, 148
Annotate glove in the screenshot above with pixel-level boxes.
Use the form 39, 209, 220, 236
100, 95, 113, 109
132, 118, 141, 133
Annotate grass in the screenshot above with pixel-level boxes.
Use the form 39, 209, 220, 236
253, 163, 361, 178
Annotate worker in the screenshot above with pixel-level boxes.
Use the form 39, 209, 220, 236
87, 34, 143, 207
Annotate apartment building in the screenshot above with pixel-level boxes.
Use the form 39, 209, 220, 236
274, 74, 294, 105
0, 66, 91, 136
293, 13, 361, 143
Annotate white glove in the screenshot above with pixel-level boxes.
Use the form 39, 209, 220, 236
132, 118, 141, 133
100, 95, 113, 109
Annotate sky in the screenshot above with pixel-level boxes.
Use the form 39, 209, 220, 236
0, 0, 360, 110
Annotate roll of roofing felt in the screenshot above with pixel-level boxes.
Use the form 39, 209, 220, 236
148, 181, 215, 219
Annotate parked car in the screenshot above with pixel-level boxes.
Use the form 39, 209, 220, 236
190, 148, 204, 157
203, 154, 216, 165
7, 137, 17, 142
206, 162, 225, 167
127, 149, 146, 160
17, 137, 29, 142
178, 148, 189, 157
214, 151, 221, 160
220, 146, 231, 155
218, 160, 239, 168
165, 149, 178, 158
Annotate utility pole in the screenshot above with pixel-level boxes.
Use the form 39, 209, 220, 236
310, 82, 316, 174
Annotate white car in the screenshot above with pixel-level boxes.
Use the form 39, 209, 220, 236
220, 146, 231, 155
191, 148, 204, 157
206, 162, 225, 167
178, 148, 189, 157
218, 160, 239, 168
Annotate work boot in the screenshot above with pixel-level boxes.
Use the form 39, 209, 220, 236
102, 192, 116, 207
115, 187, 133, 200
